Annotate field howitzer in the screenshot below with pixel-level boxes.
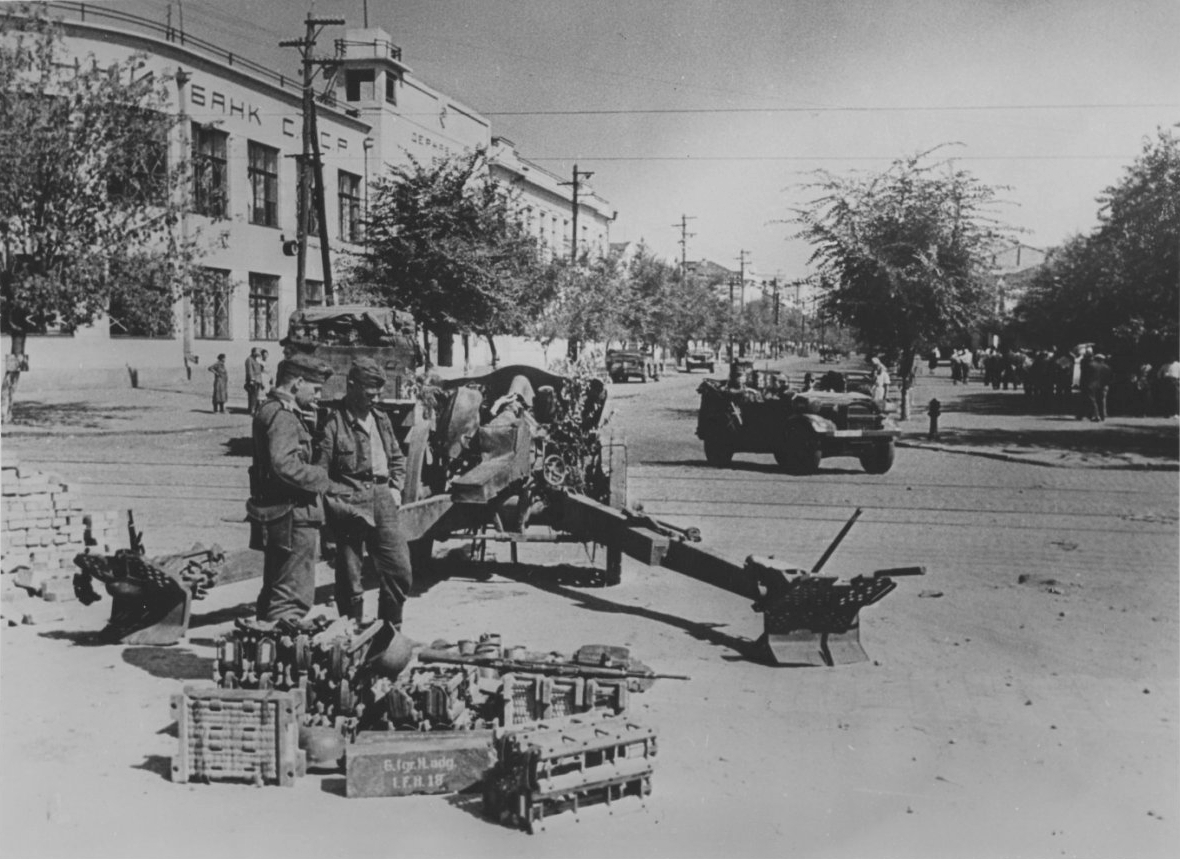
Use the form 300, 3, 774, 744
561, 496, 925, 666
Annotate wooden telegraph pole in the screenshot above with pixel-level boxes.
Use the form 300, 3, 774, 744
280, 15, 344, 308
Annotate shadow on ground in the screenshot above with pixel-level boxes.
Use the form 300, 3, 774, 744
122, 645, 214, 679
925, 422, 1178, 461
222, 436, 253, 457
479, 559, 758, 659
11, 401, 141, 428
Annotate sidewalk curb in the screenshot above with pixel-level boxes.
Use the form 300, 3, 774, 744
897, 439, 1180, 471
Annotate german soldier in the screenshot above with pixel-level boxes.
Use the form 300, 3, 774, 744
316, 358, 413, 628
248, 353, 336, 621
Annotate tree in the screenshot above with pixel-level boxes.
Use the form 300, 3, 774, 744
346, 149, 549, 366
528, 252, 628, 362
0, 12, 218, 422
1012, 130, 1179, 362
791, 146, 1011, 417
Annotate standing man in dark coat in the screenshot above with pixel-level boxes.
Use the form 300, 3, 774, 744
208, 353, 228, 413
248, 353, 337, 622
1083, 353, 1113, 422
316, 358, 413, 628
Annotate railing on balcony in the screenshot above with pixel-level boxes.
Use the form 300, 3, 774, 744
31, 2, 339, 105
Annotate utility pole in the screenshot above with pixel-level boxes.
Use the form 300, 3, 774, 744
559, 164, 594, 263
280, 15, 344, 308
736, 249, 750, 310
728, 276, 736, 367
771, 277, 780, 358
672, 214, 696, 277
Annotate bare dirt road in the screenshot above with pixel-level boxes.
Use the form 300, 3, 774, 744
2, 363, 1177, 859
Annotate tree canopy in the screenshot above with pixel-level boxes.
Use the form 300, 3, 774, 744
0, 12, 216, 421
1011, 129, 1180, 362
791, 146, 1010, 388
345, 149, 551, 352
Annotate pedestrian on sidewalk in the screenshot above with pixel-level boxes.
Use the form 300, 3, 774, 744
871, 357, 890, 402
244, 348, 263, 414
208, 353, 228, 414
1079, 352, 1112, 421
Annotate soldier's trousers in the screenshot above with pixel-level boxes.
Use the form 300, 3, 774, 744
334, 485, 412, 625
256, 524, 319, 621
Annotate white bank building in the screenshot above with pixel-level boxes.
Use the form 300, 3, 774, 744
2, 6, 615, 389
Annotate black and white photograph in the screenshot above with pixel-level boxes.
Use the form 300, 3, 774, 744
1, 1, 1177, 857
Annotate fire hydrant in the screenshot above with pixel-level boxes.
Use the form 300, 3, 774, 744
927, 398, 941, 440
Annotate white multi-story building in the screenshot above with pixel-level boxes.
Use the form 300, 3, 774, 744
2, 10, 614, 387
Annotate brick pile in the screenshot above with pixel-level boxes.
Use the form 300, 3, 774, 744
1, 465, 128, 603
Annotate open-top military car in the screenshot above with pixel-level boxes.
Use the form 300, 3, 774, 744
696, 370, 899, 474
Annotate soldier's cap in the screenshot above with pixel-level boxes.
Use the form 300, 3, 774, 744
348, 357, 387, 388
277, 353, 333, 385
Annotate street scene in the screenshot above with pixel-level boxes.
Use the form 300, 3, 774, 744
2, 1, 1179, 858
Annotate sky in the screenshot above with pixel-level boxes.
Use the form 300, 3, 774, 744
84, 0, 1180, 281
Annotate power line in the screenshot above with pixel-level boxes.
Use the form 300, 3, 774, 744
483, 103, 1180, 116
524, 154, 1139, 163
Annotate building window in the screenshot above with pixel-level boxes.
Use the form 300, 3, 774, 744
194, 268, 232, 339
384, 73, 397, 104
345, 69, 375, 102
247, 141, 279, 227
192, 123, 228, 217
306, 279, 324, 308
338, 171, 362, 243
249, 272, 280, 340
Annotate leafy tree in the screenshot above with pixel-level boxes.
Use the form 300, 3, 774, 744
0, 12, 217, 421
791, 146, 1011, 416
528, 252, 628, 362
1012, 129, 1179, 362
346, 149, 549, 366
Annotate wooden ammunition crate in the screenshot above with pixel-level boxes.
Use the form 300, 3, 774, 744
171, 686, 304, 786
501, 674, 629, 725
345, 730, 496, 798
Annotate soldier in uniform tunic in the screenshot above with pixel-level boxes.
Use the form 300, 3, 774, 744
248, 353, 337, 621
316, 358, 413, 628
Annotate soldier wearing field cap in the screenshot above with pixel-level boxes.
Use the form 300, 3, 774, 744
316, 357, 413, 628
248, 352, 337, 621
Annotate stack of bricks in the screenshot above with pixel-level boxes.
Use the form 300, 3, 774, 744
1, 464, 128, 578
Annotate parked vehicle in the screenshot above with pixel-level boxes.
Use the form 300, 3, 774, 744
696, 373, 899, 474
685, 348, 716, 373
607, 348, 660, 383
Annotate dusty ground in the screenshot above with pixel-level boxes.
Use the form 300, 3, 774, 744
1, 360, 1177, 859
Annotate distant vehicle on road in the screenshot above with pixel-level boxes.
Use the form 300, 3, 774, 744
696, 373, 899, 474
607, 348, 660, 383
684, 348, 716, 373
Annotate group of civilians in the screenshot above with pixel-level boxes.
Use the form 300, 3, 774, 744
925, 344, 1180, 419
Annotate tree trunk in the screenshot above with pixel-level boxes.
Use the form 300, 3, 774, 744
437, 327, 454, 367
461, 333, 471, 375
486, 333, 499, 368
2, 333, 27, 424
421, 327, 432, 370
898, 347, 917, 421
567, 337, 580, 361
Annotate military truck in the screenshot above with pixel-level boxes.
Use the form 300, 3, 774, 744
696, 370, 899, 474
606, 348, 660, 383
280, 305, 435, 500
